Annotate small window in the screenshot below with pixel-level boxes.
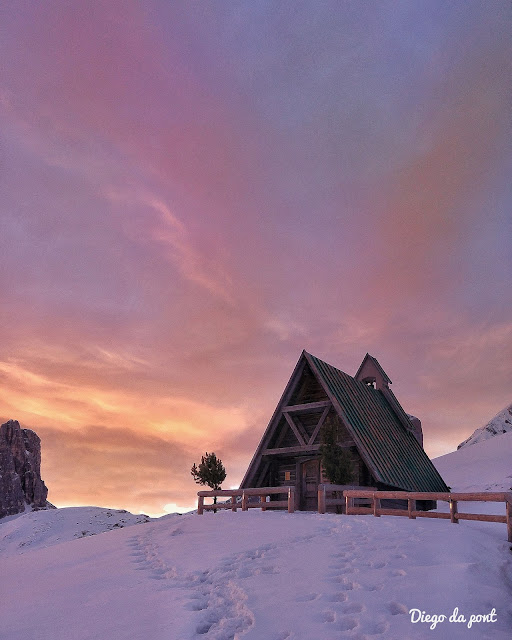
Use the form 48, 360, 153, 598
285, 471, 291, 481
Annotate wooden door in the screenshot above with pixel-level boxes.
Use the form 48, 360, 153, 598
301, 459, 320, 510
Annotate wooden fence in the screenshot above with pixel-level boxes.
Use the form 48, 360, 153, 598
197, 485, 512, 542
340, 489, 512, 542
317, 484, 377, 513
197, 486, 295, 514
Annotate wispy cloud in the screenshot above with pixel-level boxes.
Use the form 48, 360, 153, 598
104, 187, 235, 303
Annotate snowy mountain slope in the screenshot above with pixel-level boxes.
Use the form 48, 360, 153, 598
1, 510, 511, 640
434, 430, 512, 493
0, 506, 155, 556
458, 403, 512, 449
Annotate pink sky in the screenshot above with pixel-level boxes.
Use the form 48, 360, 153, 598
1, 1, 511, 515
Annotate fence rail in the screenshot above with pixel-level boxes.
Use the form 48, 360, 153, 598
197, 486, 295, 514
338, 488, 512, 542
317, 484, 377, 513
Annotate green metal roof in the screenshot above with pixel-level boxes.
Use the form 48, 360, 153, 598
306, 352, 449, 493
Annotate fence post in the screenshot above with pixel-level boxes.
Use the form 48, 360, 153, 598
506, 495, 512, 543
241, 491, 248, 511
288, 487, 295, 513
231, 495, 237, 512
450, 498, 459, 524
408, 498, 416, 519
198, 495, 204, 515
373, 494, 381, 517
318, 484, 326, 514
260, 495, 267, 511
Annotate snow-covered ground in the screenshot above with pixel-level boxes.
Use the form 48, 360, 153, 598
0, 505, 153, 556
2, 437, 512, 640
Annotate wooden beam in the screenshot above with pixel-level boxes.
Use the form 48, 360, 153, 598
244, 500, 288, 509
255, 461, 270, 488
282, 400, 331, 412
198, 489, 243, 497
262, 444, 321, 456
308, 405, 330, 445
346, 506, 372, 515
242, 486, 294, 495
455, 513, 507, 523
284, 412, 306, 446
289, 413, 310, 443
274, 420, 289, 449
318, 485, 326, 514
449, 499, 458, 524
343, 490, 509, 502
288, 487, 295, 513
447, 492, 508, 501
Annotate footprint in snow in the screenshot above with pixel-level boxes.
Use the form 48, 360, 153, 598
337, 616, 359, 631
170, 527, 183, 536
336, 566, 358, 574
185, 599, 208, 612
296, 592, 321, 602
260, 564, 277, 574
328, 560, 346, 568
388, 602, 408, 615
196, 621, 214, 635
336, 579, 360, 590
341, 602, 365, 614
390, 569, 406, 577
319, 610, 336, 623
365, 620, 390, 635
325, 592, 348, 602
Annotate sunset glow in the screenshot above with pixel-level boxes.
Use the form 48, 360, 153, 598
1, 1, 510, 516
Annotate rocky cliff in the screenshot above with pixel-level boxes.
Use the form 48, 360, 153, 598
0, 420, 49, 518
457, 403, 512, 449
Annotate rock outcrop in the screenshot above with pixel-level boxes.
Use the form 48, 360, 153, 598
457, 403, 512, 449
0, 420, 49, 518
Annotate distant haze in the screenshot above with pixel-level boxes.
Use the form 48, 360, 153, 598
0, 2, 510, 516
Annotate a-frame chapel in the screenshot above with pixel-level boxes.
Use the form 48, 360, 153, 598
240, 351, 448, 511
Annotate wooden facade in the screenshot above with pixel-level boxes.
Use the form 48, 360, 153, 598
240, 351, 448, 511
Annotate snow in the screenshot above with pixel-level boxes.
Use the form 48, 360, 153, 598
1, 443, 512, 639
457, 403, 512, 449
0, 506, 154, 556
434, 430, 512, 493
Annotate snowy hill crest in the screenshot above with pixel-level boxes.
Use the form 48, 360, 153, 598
457, 403, 512, 449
